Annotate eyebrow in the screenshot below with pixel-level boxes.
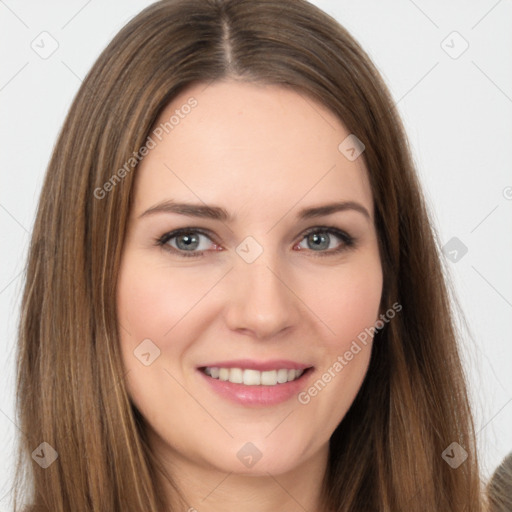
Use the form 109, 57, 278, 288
138, 199, 371, 222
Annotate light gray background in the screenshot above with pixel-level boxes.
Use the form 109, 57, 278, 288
1, 0, 511, 508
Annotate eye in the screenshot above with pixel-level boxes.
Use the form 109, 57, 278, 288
156, 228, 219, 258
294, 226, 355, 256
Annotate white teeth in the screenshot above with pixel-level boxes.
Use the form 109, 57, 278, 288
243, 369, 261, 385
277, 368, 289, 383
203, 367, 305, 386
260, 370, 276, 385
229, 367, 243, 384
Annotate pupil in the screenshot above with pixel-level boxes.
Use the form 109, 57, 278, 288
177, 233, 199, 250
309, 233, 328, 250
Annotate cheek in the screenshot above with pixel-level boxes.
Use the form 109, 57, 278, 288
307, 258, 383, 351
115, 255, 196, 407
116, 255, 211, 345
116, 255, 205, 424
296, 260, 382, 428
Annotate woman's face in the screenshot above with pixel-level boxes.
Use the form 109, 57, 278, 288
117, 80, 383, 477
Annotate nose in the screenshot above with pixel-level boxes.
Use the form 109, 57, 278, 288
223, 250, 301, 340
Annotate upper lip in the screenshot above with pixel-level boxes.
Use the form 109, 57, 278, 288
198, 359, 313, 371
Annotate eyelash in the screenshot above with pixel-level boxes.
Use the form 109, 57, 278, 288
155, 226, 356, 259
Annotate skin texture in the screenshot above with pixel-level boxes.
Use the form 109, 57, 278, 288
116, 80, 383, 512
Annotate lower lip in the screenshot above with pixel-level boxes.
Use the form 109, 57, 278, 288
198, 368, 313, 406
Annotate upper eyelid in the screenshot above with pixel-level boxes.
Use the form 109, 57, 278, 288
160, 227, 217, 244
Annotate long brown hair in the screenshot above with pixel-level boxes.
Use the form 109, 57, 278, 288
487, 452, 512, 512
13, 0, 485, 510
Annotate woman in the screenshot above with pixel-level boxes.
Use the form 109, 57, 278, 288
13, 0, 485, 510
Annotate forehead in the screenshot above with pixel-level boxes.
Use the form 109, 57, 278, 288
132, 80, 373, 223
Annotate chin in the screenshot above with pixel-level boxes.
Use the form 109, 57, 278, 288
202, 436, 314, 477
220, 455, 302, 477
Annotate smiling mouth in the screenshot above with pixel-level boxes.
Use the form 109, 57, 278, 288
200, 366, 313, 386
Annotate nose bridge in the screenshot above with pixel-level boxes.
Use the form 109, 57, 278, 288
225, 240, 299, 338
